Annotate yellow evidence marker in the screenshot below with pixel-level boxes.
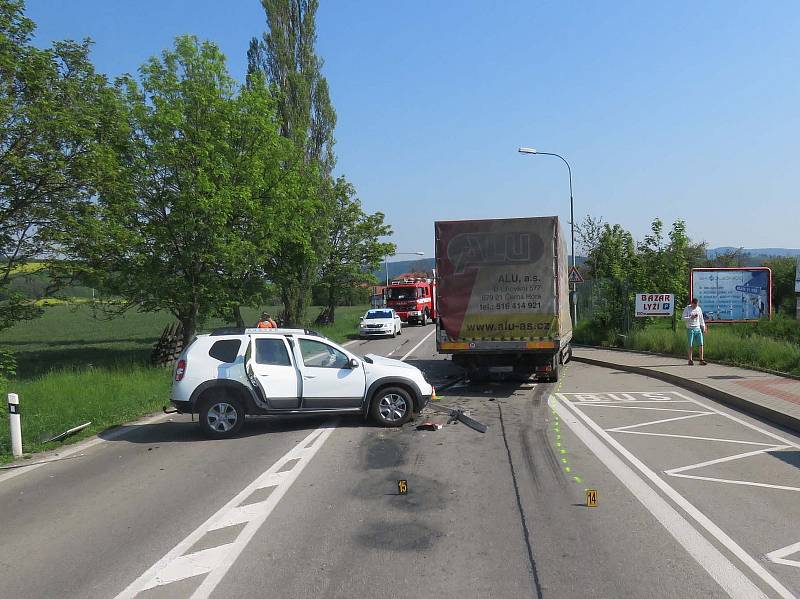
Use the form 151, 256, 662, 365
586, 489, 598, 507
398, 480, 408, 495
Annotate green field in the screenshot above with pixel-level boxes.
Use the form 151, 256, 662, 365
0, 304, 369, 461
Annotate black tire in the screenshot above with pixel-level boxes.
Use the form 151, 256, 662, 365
419, 310, 428, 326
198, 394, 245, 439
548, 357, 561, 383
370, 386, 414, 427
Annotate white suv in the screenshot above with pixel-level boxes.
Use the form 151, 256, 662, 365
171, 328, 433, 438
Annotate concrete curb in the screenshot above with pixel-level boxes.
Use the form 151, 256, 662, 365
572, 355, 800, 435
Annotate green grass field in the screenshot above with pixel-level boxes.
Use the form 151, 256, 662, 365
0, 304, 369, 461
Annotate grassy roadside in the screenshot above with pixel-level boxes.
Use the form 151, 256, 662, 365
0, 366, 170, 463
0, 304, 369, 462
575, 315, 800, 376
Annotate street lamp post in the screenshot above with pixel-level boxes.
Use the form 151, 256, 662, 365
517, 147, 577, 325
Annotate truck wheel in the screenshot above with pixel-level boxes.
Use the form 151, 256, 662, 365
371, 387, 413, 427
548, 355, 561, 383
199, 395, 245, 439
420, 311, 428, 326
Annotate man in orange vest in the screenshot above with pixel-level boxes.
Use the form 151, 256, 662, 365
256, 312, 277, 328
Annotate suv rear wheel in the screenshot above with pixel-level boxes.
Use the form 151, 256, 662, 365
199, 395, 245, 439
371, 386, 413, 427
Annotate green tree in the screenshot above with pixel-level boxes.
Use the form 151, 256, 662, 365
1, 0, 120, 331
763, 256, 797, 315
578, 217, 638, 333
313, 178, 394, 324
67, 36, 296, 345
247, 0, 336, 173
248, 0, 339, 323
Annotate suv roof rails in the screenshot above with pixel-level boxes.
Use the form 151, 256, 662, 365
209, 327, 323, 337
210, 327, 245, 336
242, 328, 322, 337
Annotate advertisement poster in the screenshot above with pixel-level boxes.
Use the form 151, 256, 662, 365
635, 293, 674, 317
690, 268, 771, 322
434, 217, 567, 342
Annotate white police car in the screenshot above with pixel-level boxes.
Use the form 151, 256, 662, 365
358, 308, 403, 338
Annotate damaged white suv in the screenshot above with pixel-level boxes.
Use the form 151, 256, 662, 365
171, 328, 433, 438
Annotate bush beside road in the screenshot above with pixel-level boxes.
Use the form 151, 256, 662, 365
576, 314, 800, 377
0, 304, 369, 462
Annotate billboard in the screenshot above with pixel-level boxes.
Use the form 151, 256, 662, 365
795, 262, 800, 294
635, 293, 674, 317
690, 267, 771, 323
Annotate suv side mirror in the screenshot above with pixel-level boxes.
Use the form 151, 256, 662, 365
348, 358, 359, 369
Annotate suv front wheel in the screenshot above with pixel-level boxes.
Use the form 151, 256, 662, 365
371, 386, 413, 427
199, 395, 245, 439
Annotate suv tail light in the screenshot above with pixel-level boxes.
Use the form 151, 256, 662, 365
175, 359, 186, 381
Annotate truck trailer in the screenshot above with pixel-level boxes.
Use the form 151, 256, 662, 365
434, 216, 573, 382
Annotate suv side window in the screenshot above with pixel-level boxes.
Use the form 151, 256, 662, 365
255, 338, 292, 366
208, 339, 241, 363
298, 338, 349, 369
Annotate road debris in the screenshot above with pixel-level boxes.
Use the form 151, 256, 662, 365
416, 422, 444, 431
41, 422, 91, 444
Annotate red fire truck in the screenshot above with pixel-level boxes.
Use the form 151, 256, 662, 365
385, 273, 437, 326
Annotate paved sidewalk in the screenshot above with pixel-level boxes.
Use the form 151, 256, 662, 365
573, 346, 800, 433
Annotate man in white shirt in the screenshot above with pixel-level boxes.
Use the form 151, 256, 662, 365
682, 298, 707, 365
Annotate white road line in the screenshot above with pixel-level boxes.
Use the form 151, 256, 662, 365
400, 329, 435, 361
549, 396, 772, 599
0, 411, 173, 485
672, 391, 800, 450
665, 446, 791, 475
767, 541, 800, 569
668, 473, 800, 493
569, 400, 693, 404
114, 423, 336, 599
555, 393, 797, 599
611, 431, 780, 447
606, 412, 713, 432
560, 391, 691, 396
578, 404, 710, 414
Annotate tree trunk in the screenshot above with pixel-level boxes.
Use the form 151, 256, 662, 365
233, 305, 245, 328
179, 304, 199, 348
280, 287, 297, 327
325, 283, 337, 323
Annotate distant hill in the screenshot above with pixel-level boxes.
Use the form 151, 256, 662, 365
707, 247, 800, 259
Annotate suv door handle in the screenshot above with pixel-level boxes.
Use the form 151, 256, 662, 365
303, 375, 316, 379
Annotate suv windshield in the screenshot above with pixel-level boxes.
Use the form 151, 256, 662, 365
365, 310, 392, 319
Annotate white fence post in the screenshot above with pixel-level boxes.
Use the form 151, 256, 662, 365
8, 393, 22, 457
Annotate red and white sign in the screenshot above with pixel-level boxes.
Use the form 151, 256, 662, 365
635, 293, 674, 317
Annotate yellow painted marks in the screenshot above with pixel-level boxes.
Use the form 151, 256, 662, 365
550, 363, 594, 501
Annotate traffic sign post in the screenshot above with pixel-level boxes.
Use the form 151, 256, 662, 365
568, 267, 584, 285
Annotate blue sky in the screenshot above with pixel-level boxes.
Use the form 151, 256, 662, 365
28, 0, 800, 258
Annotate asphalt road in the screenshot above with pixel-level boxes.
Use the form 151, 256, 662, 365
0, 324, 798, 599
